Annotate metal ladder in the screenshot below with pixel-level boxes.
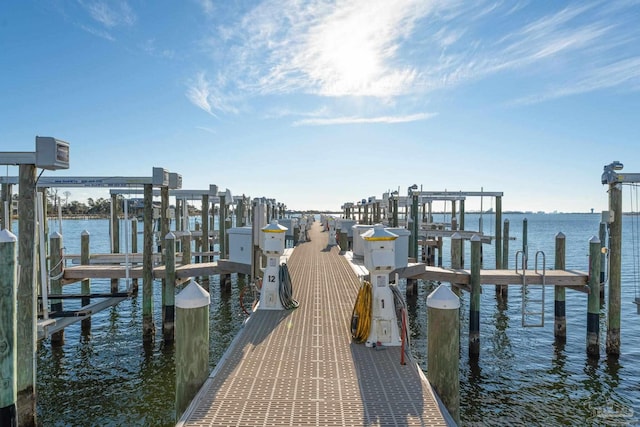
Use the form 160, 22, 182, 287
516, 250, 546, 327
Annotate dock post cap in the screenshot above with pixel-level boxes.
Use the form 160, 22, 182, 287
470, 234, 482, 242
427, 284, 460, 310
589, 235, 600, 244
0, 228, 17, 242
451, 231, 462, 239
176, 279, 210, 309
362, 224, 398, 241
165, 231, 176, 240
262, 220, 287, 233
50, 231, 62, 238
81, 229, 90, 236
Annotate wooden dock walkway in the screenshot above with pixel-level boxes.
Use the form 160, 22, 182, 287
177, 221, 451, 426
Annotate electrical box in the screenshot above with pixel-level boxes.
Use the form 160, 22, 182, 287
228, 226, 252, 264
262, 220, 287, 255
35, 136, 70, 170
362, 225, 398, 272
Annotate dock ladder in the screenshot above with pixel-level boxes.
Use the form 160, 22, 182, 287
517, 250, 546, 327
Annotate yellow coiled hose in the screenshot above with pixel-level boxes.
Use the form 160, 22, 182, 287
351, 280, 372, 342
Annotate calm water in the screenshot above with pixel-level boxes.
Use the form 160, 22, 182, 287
33, 213, 640, 426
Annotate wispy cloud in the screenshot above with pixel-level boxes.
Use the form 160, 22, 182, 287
189, 0, 640, 117
185, 72, 218, 117
185, 72, 240, 117
293, 112, 437, 126
512, 57, 640, 105
79, 24, 114, 41
195, 0, 215, 17
139, 39, 175, 59
79, 0, 136, 28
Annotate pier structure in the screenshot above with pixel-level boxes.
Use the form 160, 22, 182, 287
0, 169, 183, 341
601, 160, 640, 355
0, 137, 71, 427
177, 220, 451, 426
341, 186, 622, 359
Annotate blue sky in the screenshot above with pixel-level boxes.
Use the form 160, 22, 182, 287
1, 1, 639, 212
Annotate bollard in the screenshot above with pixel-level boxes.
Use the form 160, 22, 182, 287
175, 280, 210, 419
164, 232, 176, 342
0, 229, 18, 426
469, 234, 481, 357
587, 236, 601, 357
427, 284, 460, 425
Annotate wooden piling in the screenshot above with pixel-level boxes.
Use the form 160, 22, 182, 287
175, 280, 210, 419
607, 183, 621, 355
554, 232, 566, 341
522, 218, 528, 268
201, 194, 209, 264
50, 232, 64, 345
182, 232, 192, 266
194, 223, 201, 263
17, 164, 37, 427
81, 230, 91, 334
459, 199, 465, 231
164, 232, 176, 343
502, 219, 509, 270
451, 232, 462, 270
469, 234, 481, 358
392, 196, 398, 227
587, 236, 601, 357
1, 183, 12, 231
143, 183, 155, 342
427, 284, 460, 425
598, 221, 606, 301
131, 219, 138, 293
0, 229, 18, 426
495, 196, 502, 269
410, 193, 419, 260
110, 194, 119, 294
219, 194, 227, 258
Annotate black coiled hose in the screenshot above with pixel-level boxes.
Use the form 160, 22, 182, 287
278, 263, 299, 310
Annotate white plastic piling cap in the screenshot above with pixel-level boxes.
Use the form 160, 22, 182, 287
81, 230, 90, 236
50, 231, 62, 238
165, 231, 176, 240
427, 284, 460, 310
0, 229, 17, 242
176, 279, 210, 309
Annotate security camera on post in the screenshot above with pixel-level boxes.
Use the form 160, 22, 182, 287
259, 220, 288, 310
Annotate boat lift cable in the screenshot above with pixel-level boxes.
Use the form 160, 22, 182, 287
351, 280, 372, 342
278, 262, 299, 310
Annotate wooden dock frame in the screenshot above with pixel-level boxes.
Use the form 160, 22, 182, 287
395, 234, 593, 357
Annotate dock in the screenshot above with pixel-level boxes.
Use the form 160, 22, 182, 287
177, 221, 450, 426
396, 264, 589, 292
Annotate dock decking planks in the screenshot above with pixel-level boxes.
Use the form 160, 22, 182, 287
177, 220, 450, 426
